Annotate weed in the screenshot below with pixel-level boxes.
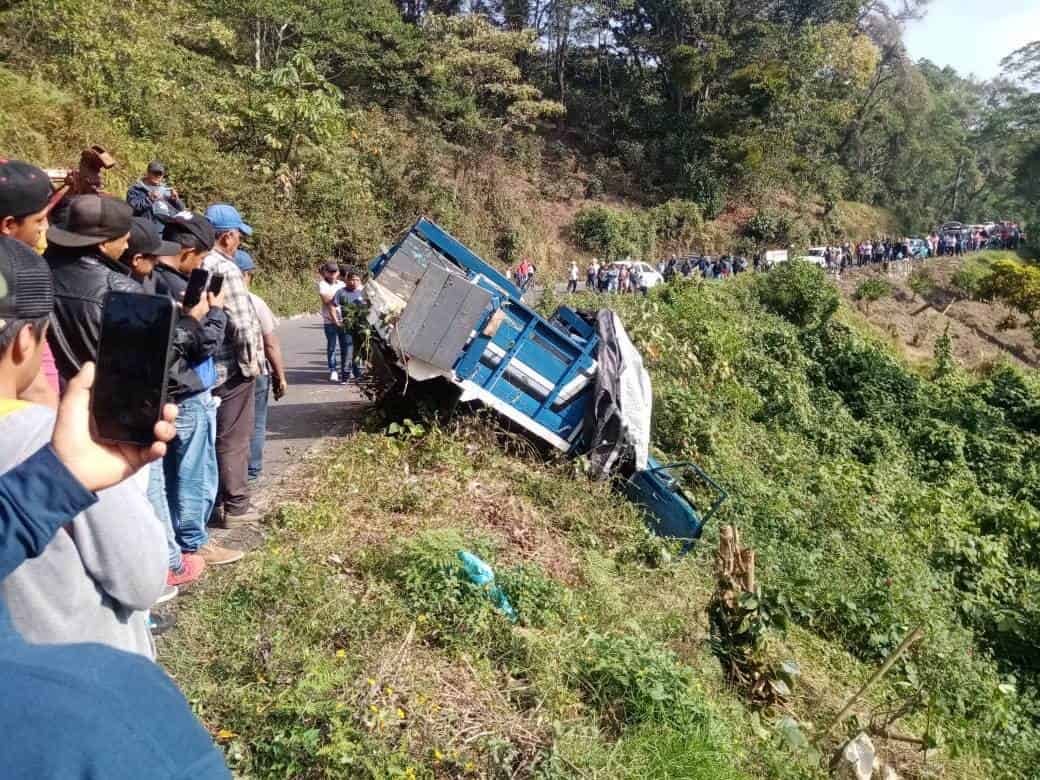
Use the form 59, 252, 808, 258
569, 632, 708, 733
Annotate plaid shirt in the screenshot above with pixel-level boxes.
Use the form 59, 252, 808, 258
203, 250, 263, 386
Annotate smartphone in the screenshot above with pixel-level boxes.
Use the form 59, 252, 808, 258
208, 273, 224, 297
182, 268, 210, 308
92, 291, 176, 445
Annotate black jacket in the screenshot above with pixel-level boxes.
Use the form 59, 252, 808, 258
153, 263, 227, 401
45, 245, 142, 381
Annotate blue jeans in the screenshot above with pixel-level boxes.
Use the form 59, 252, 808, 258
249, 374, 270, 481
324, 323, 362, 378
164, 390, 218, 553
324, 322, 347, 374
146, 460, 182, 571
343, 333, 362, 379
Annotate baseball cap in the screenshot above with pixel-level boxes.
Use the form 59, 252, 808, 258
0, 159, 53, 219
233, 249, 255, 273
0, 236, 54, 333
147, 160, 166, 176
322, 261, 339, 274
163, 211, 216, 252
46, 195, 132, 248
204, 204, 252, 236
127, 217, 182, 258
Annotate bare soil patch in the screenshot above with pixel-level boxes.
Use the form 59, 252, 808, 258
836, 257, 1040, 369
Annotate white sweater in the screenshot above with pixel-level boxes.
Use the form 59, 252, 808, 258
0, 404, 167, 658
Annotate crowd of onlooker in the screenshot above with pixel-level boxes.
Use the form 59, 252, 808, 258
0, 149, 299, 775
557, 222, 1026, 291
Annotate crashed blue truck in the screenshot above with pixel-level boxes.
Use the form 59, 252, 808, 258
365, 218, 727, 547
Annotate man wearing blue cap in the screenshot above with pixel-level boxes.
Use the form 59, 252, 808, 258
202, 204, 264, 527
232, 250, 287, 483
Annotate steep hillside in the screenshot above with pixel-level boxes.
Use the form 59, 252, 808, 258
836, 252, 1040, 370
166, 265, 1040, 778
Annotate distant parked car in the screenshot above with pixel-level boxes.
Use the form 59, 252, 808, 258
795, 247, 828, 267
617, 260, 664, 288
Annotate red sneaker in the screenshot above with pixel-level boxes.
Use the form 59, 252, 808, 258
167, 553, 207, 587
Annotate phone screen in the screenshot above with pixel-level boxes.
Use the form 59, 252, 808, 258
92, 291, 176, 445
208, 273, 224, 296
182, 268, 210, 308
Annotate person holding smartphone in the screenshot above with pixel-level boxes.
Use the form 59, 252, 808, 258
0, 361, 231, 779
158, 213, 243, 569
0, 236, 167, 657
126, 160, 185, 226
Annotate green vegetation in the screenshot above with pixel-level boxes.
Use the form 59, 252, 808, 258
3, 1, 1040, 312
599, 265, 1040, 776
852, 277, 892, 311
4, 0, 1040, 773
570, 201, 703, 260
165, 262, 1040, 778
162, 426, 802, 778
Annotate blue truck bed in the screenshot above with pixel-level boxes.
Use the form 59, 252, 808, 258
367, 218, 726, 546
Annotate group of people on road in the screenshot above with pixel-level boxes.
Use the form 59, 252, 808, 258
0, 149, 303, 775
563, 221, 1027, 289
317, 261, 369, 384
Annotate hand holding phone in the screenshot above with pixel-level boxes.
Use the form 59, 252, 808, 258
182, 268, 210, 309
186, 294, 210, 322
92, 292, 176, 445
55, 363, 178, 492
208, 273, 224, 297
208, 286, 227, 310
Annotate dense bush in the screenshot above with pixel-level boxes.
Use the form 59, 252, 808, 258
853, 277, 892, 309
755, 260, 840, 330
571, 205, 656, 260
603, 272, 1040, 775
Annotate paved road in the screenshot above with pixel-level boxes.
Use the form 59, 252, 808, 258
256, 314, 367, 488
210, 313, 365, 557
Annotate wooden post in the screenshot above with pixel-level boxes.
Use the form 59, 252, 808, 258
818, 626, 925, 743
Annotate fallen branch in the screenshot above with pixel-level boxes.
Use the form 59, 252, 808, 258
868, 726, 927, 746
818, 625, 924, 743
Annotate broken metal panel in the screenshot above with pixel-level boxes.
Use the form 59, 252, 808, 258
379, 232, 459, 301
397, 265, 494, 372
430, 283, 493, 370
406, 272, 470, 362
397, 263, 450, 351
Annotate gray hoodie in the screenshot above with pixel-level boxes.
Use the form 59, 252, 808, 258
0, 403, 167, 658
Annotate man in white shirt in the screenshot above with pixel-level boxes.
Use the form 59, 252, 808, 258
568, 261, 579, 293
317, 262, 346, 383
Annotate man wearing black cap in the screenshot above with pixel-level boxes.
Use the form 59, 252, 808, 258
158, 212, 244, 568
126, 161, 185, 226
0, 159, 59, 407
120, 217, 183, 295
44, 194, 140, 381
0, 159, 53, 249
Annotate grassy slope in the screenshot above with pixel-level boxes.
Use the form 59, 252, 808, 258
165, 278, 1035, 780
162, 423, 806, 778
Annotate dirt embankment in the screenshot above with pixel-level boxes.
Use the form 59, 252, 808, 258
836, 257, 1040, 370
